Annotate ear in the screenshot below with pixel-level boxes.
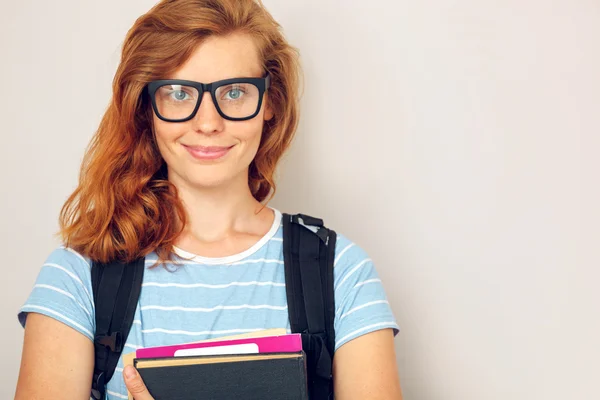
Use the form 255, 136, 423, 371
263, 94, 274, 121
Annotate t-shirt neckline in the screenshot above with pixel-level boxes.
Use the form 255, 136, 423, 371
172, 208, 282, 265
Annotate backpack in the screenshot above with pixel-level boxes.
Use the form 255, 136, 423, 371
90, 213, 337, 400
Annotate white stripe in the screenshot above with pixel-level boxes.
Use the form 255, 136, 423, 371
22, 305, 93, 339
229, 258, 284, 266
144, 259, 196, 265
334, 258, 371, 291
144, 258, 284, 266
142, 281, 285, 289
133, 320, 141, 325
339, 300, 389, 320
125, 343, 143, 350
334, 243, 355, 266
64, 247, 91, 269
141, 328, 265, 336
106, 390, 128, 399
43, 263, 93, 304
141, 304, 287, 312
353, 278, 381, 288
115, 367, 123, 373
336, 322, 399, 347
270, 237, 283, 242
33, 284, 91, 317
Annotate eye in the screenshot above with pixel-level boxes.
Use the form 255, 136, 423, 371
226, 88, 243, 99
157, 85, 196, 102
221, 85, 247, 101
170, 90, 190, 101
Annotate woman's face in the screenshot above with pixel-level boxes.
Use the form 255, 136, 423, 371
152, 33, 273, 190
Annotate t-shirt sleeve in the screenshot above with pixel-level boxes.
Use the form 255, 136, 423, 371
333, 234, 400, 351
18, 247, 95, 341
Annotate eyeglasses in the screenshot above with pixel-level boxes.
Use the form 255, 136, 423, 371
146, 74, 271, 122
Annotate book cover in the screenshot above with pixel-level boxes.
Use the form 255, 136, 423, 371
134, 352, 308, 400
136, 333, 302, 359
123, 328, 287, 400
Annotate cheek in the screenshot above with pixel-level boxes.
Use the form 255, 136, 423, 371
235, 119, 264, 147
235, 123, 263, 163
153, 119, 185, 155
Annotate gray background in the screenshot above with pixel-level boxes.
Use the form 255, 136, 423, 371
1, 0, 598, 399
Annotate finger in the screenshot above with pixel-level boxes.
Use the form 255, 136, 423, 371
123, 365, 154, 400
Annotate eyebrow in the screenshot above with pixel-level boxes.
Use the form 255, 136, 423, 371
168, 73, 265, 82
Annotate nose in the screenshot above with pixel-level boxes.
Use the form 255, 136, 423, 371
191, 92, 225, 135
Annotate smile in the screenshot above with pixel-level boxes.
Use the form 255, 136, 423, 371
183, 144, 234, 161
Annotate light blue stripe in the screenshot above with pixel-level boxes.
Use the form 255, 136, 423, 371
20, 225, 399, 399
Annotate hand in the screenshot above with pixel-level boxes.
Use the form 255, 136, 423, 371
123, 365, 155, 400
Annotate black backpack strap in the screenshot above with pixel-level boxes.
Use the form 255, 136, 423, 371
283, 213, 337, 400
90, 258, 145, 400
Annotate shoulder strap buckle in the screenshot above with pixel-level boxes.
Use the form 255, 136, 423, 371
292, 214, 324, 228
291, 214, 330, 244
94, 331, 123, 352
91, 371, 105, 400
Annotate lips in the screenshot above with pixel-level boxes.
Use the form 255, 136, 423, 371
183, 144, 234, 161
186, 145, 232, 152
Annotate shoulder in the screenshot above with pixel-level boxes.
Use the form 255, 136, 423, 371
328, 232, 399, 349
35, 246, 93, 283
19, 246, 95, 341
331, 233, 375, 285
333, 233, 371, 267
279, 212, 374, 281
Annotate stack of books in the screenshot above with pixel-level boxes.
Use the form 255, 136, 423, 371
124, 329, 308, 400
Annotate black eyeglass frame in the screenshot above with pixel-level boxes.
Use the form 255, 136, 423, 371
146, 74, 271, 122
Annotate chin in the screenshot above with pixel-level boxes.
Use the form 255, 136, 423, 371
188, 166, 249, 189
168, 161, 249, 190
186, 174, 231, 188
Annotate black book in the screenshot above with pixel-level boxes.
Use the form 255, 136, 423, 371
134, 352, 308, 400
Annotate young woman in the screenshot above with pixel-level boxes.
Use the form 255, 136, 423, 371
15, 0, 403, 399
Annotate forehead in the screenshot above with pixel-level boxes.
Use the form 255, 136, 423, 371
171, 33, 264, 82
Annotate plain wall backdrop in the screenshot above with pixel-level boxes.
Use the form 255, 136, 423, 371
1, 0, 598, 399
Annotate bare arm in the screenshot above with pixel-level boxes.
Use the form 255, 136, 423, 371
102, 329, 404, 400
15, 315, 402, 399
15, 312, 94, 400
333, 328, 403, 400
120, 330, 403, 400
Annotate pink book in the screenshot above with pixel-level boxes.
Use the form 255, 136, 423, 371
136, 333, 303, 359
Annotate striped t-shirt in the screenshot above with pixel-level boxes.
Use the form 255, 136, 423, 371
18, 209, 399, 399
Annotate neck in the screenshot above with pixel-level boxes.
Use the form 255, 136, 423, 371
170, 170, 270, 244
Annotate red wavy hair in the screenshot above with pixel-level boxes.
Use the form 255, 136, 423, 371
59, 0, 301, 263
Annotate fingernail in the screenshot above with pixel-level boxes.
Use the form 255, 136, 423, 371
124, 365, 137, 379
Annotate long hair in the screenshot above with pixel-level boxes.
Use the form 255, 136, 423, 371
59, 0, 301, 263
